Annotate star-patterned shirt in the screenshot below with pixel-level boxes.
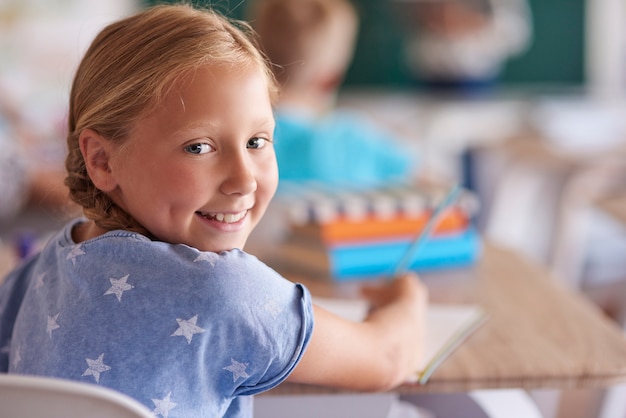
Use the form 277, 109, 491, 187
0, 219, 314, 418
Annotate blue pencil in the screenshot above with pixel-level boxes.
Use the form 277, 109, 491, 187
392, 184, 462, 277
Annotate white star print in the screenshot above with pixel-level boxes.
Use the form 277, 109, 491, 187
171, 315, 205, 344
152, 392, 177, 418
193, 252, 218, 266
11, 346, 21, 370
223, 358, 250, 382
104, 274, 134, 302
263, 298, 282, 319
66, 245, 85, 265
82, 353, 111, 383
33, 272, 46, 290
47, 313, 60, 338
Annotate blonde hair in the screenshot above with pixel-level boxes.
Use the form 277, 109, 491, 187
65, 4, 278, 235
249, 0, 358, 89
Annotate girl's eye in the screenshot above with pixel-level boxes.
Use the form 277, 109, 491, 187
184, 143, 213, 155
247, 137, 270, 149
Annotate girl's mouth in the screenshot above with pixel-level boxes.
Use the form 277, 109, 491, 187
196, 210, 247, 224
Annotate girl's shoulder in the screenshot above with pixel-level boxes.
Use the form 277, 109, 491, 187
56, 219, 255, 266
57, 222, 279, 279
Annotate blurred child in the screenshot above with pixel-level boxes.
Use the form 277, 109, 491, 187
0, 90, 74, 221
249, 0, 417, 187
0, 5, 427, 417
0, 1, 136, 223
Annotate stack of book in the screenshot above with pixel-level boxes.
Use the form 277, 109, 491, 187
271, 181, 482, 281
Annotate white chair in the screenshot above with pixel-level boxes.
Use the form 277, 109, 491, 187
0, 374, 154, 418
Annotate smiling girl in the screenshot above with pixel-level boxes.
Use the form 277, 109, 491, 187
0, 4, 427, 418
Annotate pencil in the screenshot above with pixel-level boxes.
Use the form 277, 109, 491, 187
392, 184, 462, 277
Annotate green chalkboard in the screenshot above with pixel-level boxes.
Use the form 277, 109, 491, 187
144, 0, 585, 87
503, 0, 585, 86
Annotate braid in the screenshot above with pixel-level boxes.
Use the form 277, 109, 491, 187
85, 200, 150, 236
64, 132, 150, 236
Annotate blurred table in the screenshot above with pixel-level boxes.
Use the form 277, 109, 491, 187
270, 241, 626, 395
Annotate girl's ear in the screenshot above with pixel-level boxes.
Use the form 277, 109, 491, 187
79, 129, 118, 193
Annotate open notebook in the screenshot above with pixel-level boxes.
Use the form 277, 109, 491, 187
314, 297, 487, 384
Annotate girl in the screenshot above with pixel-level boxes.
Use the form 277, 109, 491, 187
0, 4, 427, 417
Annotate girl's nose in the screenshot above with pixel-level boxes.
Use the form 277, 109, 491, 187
219, 152, 257, 196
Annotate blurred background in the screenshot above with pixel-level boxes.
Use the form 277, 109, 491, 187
1, 1, 625, 417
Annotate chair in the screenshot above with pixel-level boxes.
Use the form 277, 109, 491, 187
0, 373, 154, 418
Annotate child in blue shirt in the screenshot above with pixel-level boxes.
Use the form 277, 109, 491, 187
249, 0, 416, 188
0, 4, 428, 418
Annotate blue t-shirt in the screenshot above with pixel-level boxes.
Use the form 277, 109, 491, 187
0, 219, 314, 418
273, 109, 414, 189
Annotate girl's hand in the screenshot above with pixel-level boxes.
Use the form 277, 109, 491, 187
361, 272, 428, 312
289, 272, 429, 391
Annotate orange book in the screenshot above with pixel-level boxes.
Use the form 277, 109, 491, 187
290, 207, 469, 245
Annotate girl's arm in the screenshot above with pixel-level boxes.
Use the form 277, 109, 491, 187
287, 273, 428, 391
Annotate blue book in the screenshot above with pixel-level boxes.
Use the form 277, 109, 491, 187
328, 227, 482, 280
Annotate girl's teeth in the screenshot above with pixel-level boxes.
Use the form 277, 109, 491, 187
211, 212, 244, 223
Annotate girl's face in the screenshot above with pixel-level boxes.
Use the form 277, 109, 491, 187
106, 64, 278, 253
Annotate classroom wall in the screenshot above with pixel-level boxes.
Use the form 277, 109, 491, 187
146, 0, 586, 88
344, 0, 586, 88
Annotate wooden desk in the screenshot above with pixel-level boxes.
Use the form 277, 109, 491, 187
270, 242, 626, 395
